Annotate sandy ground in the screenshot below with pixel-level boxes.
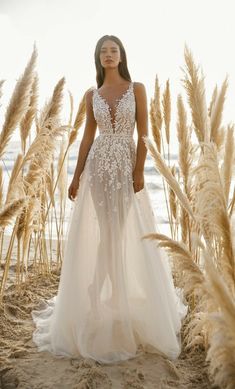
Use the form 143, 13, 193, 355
0, 236, 214, 389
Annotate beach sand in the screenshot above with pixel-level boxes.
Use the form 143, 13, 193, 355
0, 237, 212, 389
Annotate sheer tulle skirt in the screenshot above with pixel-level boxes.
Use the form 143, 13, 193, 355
31, 136, 188, 364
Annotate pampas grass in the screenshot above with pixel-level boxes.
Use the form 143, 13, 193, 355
210, 77, 228, 149
1, 42, 235, 388
221, 124, 234, 204
150, 76, 162, 153
203, 253, 235, 389
162, 79, 171, 146
20, 73, 39, 154
144, 44, 235, 388
0, 198, 26, 228
0, 45, 37, 159
182, 45, 209, 143
0, 44, 87, 299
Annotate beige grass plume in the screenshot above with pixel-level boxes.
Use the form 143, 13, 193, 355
150, 98, 161, 153
38, 77, 66, 129
182, 45, 208, 143
142, 233, 204, 295
192, 143, 235, 291
0, 198, 26, 228
0, 45, 37, 159
20, 73, 39, 153
208, 84, 218, 118
203, 253, 235, 389
221, 124, 234, 205
210, 77, 228, 149
151, 75, 162, 152
177, 94, 193, 193
162, 79, 171, 145
68, 88, 89, 146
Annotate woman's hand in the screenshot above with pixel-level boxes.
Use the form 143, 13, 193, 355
68, 176, 80, 201
132, 169, 144, 193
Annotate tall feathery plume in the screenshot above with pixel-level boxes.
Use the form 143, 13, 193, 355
221, 124, 234, 204
150, 98, 161, 153
23, 120, 65, 197
0, 198, 26, 228
162, 79, 171, 146
142, 233, 204, 296
20, 73, 39, 154
177, 95, 192, 193
208, 84, 218, 118
24, 75, 66, 231
38, 77, 66, 129
151, 75, 162, 153
15, 120, 67, 278
193, 143, 235, 292
0, 45, 37, 158
177, 95, 193, 244
182, 45, 209, 143
210, 77, 228, 149
203, 253, 235, 389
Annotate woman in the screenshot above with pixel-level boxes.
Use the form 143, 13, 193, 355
31, 34, 187, 364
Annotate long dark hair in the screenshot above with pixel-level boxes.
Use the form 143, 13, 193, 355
94, 35, 132, 88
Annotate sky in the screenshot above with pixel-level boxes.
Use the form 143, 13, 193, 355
0, 0, 235, 144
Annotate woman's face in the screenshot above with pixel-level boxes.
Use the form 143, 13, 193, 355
99, 40, 121, 69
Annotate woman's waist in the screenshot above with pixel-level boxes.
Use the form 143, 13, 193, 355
98, 132, 134, 138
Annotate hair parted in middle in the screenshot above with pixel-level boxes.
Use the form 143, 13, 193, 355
94, 35, 132, 88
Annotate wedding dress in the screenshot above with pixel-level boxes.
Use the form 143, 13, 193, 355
31, 81, 188, 364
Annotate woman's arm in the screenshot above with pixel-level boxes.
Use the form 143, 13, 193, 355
68, 89, 97, 201
133, 82, 148, 193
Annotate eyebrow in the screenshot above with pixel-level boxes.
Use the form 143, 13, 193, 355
100, 47, 118, 49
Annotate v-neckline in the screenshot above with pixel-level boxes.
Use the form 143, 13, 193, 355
95, 82, 133, 132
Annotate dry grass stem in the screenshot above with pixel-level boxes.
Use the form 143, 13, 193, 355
144, 136, 195, 221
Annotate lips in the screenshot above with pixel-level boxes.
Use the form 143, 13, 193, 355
105, 59, 113, 63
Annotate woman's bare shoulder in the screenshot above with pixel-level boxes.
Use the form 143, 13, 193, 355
133, 81, 145, 87
84, 86, 96, 103
133, 82, 147, 99
133, 81, 146, 94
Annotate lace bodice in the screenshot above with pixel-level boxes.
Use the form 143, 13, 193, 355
92, 82, 136, 135
87, 81, 137, 202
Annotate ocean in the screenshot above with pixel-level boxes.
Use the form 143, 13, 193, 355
2, 140, 178, 238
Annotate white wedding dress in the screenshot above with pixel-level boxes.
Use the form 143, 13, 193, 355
31, 81, 188, 364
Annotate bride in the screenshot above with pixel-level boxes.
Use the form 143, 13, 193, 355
31, 34, 188, 364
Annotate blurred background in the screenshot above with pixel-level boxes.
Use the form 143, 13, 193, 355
1, 0, 235, 141
1, 0, 234, 232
